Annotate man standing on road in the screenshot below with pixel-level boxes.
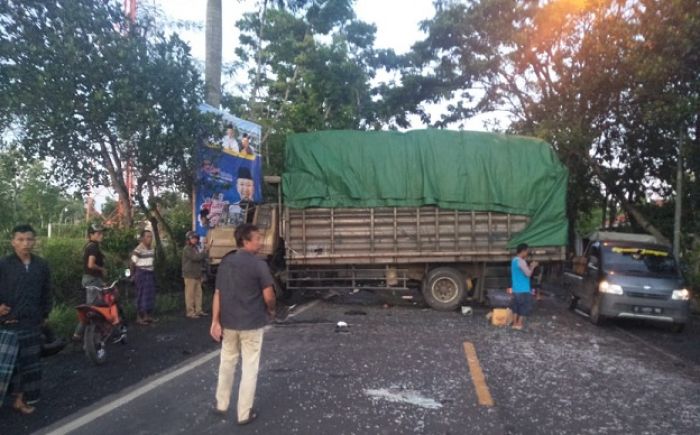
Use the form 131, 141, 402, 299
182, 231, 208, 319
131, 230, 158, 325
510, 243, 539, 330
73, 223, 106, 341
210, 223, 276, 425
0, 224, 52, 415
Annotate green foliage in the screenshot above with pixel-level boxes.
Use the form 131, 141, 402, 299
228, 0, 401, 143
686, 243, 700, 292
102, 226, 139, 264
575, 208, 604, 238
0, 0, 221, 226
0, 149, 83, 236
153, 192, 193, 248
401, 0, 700, 247
46, 304, 77, 340
154, 251, 183, 295
39, 238, 85, 305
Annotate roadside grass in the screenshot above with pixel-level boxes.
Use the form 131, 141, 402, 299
47, 286, 215, 338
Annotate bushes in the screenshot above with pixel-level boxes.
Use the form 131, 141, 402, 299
4, 222, 189, 323
102, 226, 139, 264
39, 236, 133, 305
40, 238, 85, 305
155, 251, 183, 294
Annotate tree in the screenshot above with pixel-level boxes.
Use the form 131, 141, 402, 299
228, 0, 401, 169
0, 148, 83, 235
398, 0, 700, 244
1, 0, 219, 252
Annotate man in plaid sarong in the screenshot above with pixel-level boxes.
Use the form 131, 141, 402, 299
0, 330, 19, 402
131, 229, 158, 325
0, 224, 52, 415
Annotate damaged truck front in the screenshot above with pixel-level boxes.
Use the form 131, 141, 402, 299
207, 129, 569, 311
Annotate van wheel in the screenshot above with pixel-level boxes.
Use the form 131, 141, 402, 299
670, 323, 686, 333
422, 267, 465, 311
589, 294, 606, 326
568, 295, 579, 311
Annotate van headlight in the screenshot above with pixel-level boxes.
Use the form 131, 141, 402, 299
599, 281, 623, 295
672, 289, 690, 300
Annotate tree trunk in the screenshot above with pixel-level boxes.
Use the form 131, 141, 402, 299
588, 162, 670, 245
134, 181, 164, 260
205, 0, 222, 107
99, 142, 133, 227
673, 131, 683, 259
147, 182, 179, 259
601, 193, 608, 228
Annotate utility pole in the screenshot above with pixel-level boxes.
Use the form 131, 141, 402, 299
205, 0, 222, 107
673, 128, 683, 260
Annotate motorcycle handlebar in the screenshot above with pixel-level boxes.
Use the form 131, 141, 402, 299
84, 280, 119, 292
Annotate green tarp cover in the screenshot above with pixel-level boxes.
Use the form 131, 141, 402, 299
283, 129, 568, 247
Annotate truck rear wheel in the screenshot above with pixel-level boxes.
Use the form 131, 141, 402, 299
422, 267, 465, 311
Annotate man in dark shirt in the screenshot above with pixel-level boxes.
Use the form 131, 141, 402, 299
0, 224, 52, 415
210, 223, 275, 425
73, 224, 106, 341
83, 223, 106, 288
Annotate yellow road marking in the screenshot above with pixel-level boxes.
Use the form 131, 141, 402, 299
463, 341, 495, 407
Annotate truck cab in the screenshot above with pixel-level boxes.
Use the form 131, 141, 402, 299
565, 231, 690, 331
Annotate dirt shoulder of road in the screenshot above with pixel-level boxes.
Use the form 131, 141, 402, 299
1, 311, 219, 435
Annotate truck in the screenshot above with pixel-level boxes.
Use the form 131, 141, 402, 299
205, 129, 569, 310
564, 231, 690, 331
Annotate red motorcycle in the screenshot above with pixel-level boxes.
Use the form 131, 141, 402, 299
75, 280, 127, 365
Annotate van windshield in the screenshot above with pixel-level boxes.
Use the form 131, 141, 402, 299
603, 246, 678, 276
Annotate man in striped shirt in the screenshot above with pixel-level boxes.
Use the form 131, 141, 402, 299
131, 230, 158, 325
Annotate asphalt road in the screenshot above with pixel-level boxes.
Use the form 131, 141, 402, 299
31, 288, 700, 435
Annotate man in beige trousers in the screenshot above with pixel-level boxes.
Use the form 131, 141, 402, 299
210, 223, 276, 425
182, 231, 208, 318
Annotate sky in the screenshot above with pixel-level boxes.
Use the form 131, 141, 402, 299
91, 0, 503, 211
153, 0, 434, 59
150, 0, 506, 131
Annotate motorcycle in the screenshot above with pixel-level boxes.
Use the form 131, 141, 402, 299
75, 279, 127, 365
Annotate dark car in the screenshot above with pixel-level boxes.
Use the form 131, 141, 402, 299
564, 232, 690, 332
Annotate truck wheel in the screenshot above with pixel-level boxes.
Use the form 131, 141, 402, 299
589, 294, 606, 326
273, 276, 290, 300
422, 267, 465, 311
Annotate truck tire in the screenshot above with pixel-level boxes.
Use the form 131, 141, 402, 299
422, 267, 465, 311
273, 276, 291, 300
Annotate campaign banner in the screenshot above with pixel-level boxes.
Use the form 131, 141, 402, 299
194, 105, 263, 237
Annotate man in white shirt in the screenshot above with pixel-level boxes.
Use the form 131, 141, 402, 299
222, 125, 239, 153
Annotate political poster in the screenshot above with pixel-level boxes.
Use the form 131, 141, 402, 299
194, 105, 263, 237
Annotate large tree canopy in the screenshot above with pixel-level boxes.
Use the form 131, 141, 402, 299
232, 0, 402, 130
0, 0, 218, 238
399, 0, 699, 244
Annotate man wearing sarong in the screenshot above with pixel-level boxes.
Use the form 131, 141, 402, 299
0, 224, 52, 415
131, 230, 157, 325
